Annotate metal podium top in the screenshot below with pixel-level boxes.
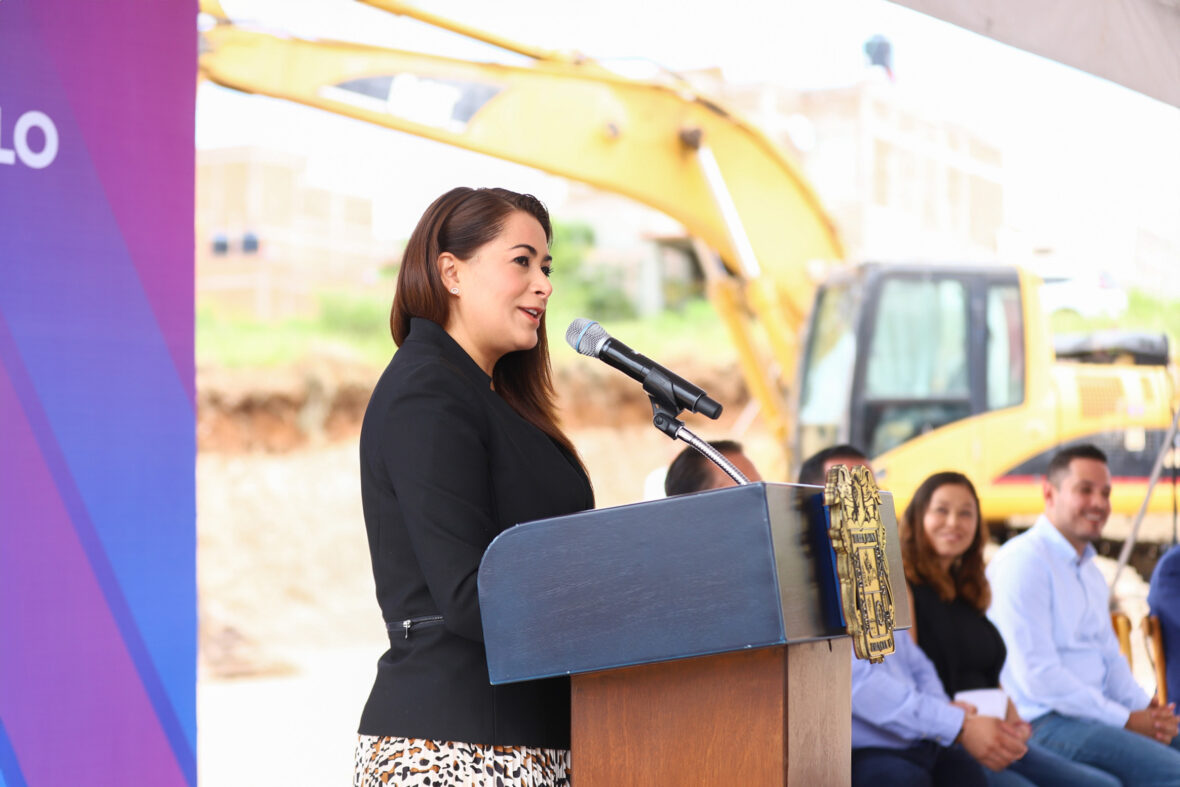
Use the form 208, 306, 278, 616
478, 481, 909, 684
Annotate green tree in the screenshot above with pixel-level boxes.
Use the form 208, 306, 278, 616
550, 219, 636, 321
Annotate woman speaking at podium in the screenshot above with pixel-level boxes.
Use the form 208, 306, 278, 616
353, 187, 594, 786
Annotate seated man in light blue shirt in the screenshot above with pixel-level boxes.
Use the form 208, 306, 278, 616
987, 443, 1180, 784
852, 634, 1025, 786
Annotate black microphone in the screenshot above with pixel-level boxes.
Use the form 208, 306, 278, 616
565, 318, 723, 419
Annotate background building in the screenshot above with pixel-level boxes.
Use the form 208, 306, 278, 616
197, 146, 389, 319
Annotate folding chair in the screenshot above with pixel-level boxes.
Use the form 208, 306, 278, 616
1143, 614, 1168, 705
1111, 611, 1133, 666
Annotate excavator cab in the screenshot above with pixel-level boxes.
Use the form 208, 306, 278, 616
796, 263, 1025, 465
796, 262, 1177, 519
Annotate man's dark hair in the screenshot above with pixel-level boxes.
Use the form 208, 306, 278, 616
665, 440, 743, 496
1046, 443, 1108, 487
797, 443, 868, 486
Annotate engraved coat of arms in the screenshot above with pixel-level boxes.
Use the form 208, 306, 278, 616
825, 464, 895, 662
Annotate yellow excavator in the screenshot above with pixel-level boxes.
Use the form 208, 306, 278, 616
197, 0, 1179, 521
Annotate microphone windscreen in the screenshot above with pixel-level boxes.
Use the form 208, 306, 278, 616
565, 318, 609, 357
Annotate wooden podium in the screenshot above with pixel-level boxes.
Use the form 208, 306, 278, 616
479, 482, 909, 785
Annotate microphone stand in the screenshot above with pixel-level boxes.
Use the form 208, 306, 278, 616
645, 368, 749, 486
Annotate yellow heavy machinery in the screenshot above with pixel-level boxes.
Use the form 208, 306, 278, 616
797, 263, 1178, 520
198, 1, 1179, 519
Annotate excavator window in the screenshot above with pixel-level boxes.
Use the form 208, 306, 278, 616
858, 276, 972, 456
798, 281, 860, 461
864, 278, 969, 400
797, 267, 1029, 462
986, 283, 1025, 410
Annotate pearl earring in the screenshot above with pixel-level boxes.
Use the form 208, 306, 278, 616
450, 287, 459, 295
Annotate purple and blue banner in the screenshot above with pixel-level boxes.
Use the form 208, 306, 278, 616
1, 2, 197, 785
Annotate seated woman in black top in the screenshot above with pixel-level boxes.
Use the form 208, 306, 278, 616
901, 472, 1118, 787
353, 188, 594, 786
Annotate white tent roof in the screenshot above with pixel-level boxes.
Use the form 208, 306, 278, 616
889, 0, 1180, 108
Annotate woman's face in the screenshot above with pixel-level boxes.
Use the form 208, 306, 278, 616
444, 210, 553, 375
921, 483, 978, 568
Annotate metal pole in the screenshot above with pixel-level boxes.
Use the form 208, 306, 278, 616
1112, 404, 1180, 590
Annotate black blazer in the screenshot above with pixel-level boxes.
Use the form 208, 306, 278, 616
357, 318, 594, 748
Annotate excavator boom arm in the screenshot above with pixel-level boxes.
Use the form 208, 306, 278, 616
198, 3, 845, 452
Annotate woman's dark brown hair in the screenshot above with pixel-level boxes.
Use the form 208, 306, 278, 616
391, 186, 584, 471
900, 471, 990, 611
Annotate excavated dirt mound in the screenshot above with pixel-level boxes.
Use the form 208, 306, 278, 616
198, 356, 377, 453
198, 355, 750, 453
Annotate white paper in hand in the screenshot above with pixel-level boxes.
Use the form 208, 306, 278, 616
954, 688, 1008, 719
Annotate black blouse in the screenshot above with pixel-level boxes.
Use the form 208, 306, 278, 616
357, 318, 594, 748
910, 581, 1006, 696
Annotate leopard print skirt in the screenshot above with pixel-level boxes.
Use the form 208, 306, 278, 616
353, 735, 572, 786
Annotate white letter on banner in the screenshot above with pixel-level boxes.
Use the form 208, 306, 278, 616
0, 107, 15, 166
15, 111, 58, 169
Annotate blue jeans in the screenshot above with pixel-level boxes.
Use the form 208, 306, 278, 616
1030, 711, 1180, 785
852, 741, 987, 787
985, 741, 1120, 787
